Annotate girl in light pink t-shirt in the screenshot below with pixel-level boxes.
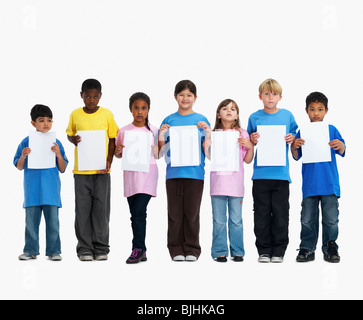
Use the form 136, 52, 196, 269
200, 99, 254, 262
115, 92, 159, 264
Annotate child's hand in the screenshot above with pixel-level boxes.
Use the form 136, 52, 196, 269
21, 147, 31, 159
97, 161, 111, 174
238, 138, 253, 150
69, 135, 81, 146
51, 142, 62, 158
292, 138, 305, 150
285, 133, 295, 145
197, 121, 211, 132
158, 124, 170, 141
329, 139, 345, 154
115, 144, 125, 156
250, 132, 260, 145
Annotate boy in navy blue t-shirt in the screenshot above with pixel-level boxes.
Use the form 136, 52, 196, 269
291, 92, 345, 263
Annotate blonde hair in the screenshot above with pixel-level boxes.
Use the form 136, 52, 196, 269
259, 78, 282, 95
213, 99, 241, 131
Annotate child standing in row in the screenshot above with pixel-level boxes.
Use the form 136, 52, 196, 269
115, 92, 159, 264
247, 79, 298, 263
66, 79, 119, 261
158, 80, 210, 261
292, 92, 345, 263
14, 104, 68, 261
201, 99, 254, 262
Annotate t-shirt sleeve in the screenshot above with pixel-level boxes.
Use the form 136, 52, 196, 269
107, 111, 119, 139
13, 138, 28, 167
66, 112, 76, 137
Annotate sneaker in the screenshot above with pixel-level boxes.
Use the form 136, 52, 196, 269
48, 254, 62, 261
296, 249, 315, 262
233, 255, 244, 262
126, 248, 147, 264
94, 254, 108, 261
324, 241, 340, 263
18, 253, 36, 261
185, 255, 198, 262
258, 254, 270, 263
215, 256, 227, 262
172, 255, 185, 262
271, 256, 284, 263
79, 251, 93, 261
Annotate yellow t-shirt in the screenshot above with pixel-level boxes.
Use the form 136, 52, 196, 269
66, 107, 119, 174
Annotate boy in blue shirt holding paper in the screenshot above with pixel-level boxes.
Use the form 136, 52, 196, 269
291, 92, 345, 263
14, 104, 68, 261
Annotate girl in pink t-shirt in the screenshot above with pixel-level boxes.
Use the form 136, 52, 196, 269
115, 92, 159, 264
199, 99, 254, 262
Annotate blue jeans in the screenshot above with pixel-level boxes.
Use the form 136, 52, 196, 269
211, 196, 244, 259
24, 205, 61, 256
299, 195, 339, 253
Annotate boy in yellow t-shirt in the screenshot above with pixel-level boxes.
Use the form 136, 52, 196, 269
66, 79, 118, 261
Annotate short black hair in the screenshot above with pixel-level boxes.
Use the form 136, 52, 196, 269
81, 78, 102, 93
174, 80, 197, 96
30, 104, 53, 122
306, 92, 328, 109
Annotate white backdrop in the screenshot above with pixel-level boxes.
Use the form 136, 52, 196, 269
0, 0, 362, 300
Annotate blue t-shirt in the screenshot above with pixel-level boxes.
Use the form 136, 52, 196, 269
247, 108, 298, 182
160, 112, 210, 180
13, 136, 68, 208
295, 124, 345, 199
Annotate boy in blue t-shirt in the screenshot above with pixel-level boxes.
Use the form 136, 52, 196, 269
14, 105, 68, 261
247, 79, 298, 263
291, 92, 345, 263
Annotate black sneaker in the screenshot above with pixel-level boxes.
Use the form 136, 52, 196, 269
296, 249, 315, 262
215, 256, 227, 262
126, 248, 147, 264
324, 241, 340, 263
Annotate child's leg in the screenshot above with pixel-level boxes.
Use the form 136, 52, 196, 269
227, 196, 244, 257
24, 206, 42, 256
166, 179, 185, 258
321, 195, 339, 253
182, 179, 203, 258
42, 205, 61, 257
299, 196, 320, 252
270, 180, 290, 257
127, 193, 152, 251
211, 196, 228, 259
252, 179, 273, 256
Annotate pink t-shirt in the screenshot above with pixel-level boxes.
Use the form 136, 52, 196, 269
116, 123, 159, 198
210, 128, 250, 197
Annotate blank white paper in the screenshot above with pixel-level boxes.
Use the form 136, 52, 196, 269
122, 130, 152, 172
211, 130, 239, 172
300, 122, 331, 164
77, 130, 106, 171
257, 125, 286, 166
170, 126, 200, 167
28, 131, 56, 169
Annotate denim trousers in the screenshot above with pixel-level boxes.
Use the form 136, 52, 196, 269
127, 193, 152, 251
211, 195, 244, 259
24, 205, 61, 256
299, 194, 339, 253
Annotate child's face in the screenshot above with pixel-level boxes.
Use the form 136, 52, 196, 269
31, 117, 53, 133
175, 89, 197, 112
81, 89, 102, 113
130, 99, 149, 127
218, 102, 238, 123
259, 90, 282, 111
306, 102, 328, 122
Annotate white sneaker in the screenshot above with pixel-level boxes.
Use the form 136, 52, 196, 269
172, 255, 185, 261
18, 254, 36, 261
185, 255, 197, 262
271, 256, 284, 263
48, 254, 62, 261
258, 254, 270, 263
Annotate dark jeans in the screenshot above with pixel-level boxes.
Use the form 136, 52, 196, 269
127, 193, 152, 251
299, 195, 339, 253
166, 178, 204, 258
74, 174, 111, 256
252, 179, 290, 257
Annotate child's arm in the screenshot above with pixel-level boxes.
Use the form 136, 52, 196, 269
51, 142, 66, 172
329, 139, 345, 155
16, 147, 31, 171
197, 121, 211, 160
238, 138, 254, 164
67, 134, 81, 146
158, 124, 170, 157
291, 138, 305, 160
114, 144, 125, 159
